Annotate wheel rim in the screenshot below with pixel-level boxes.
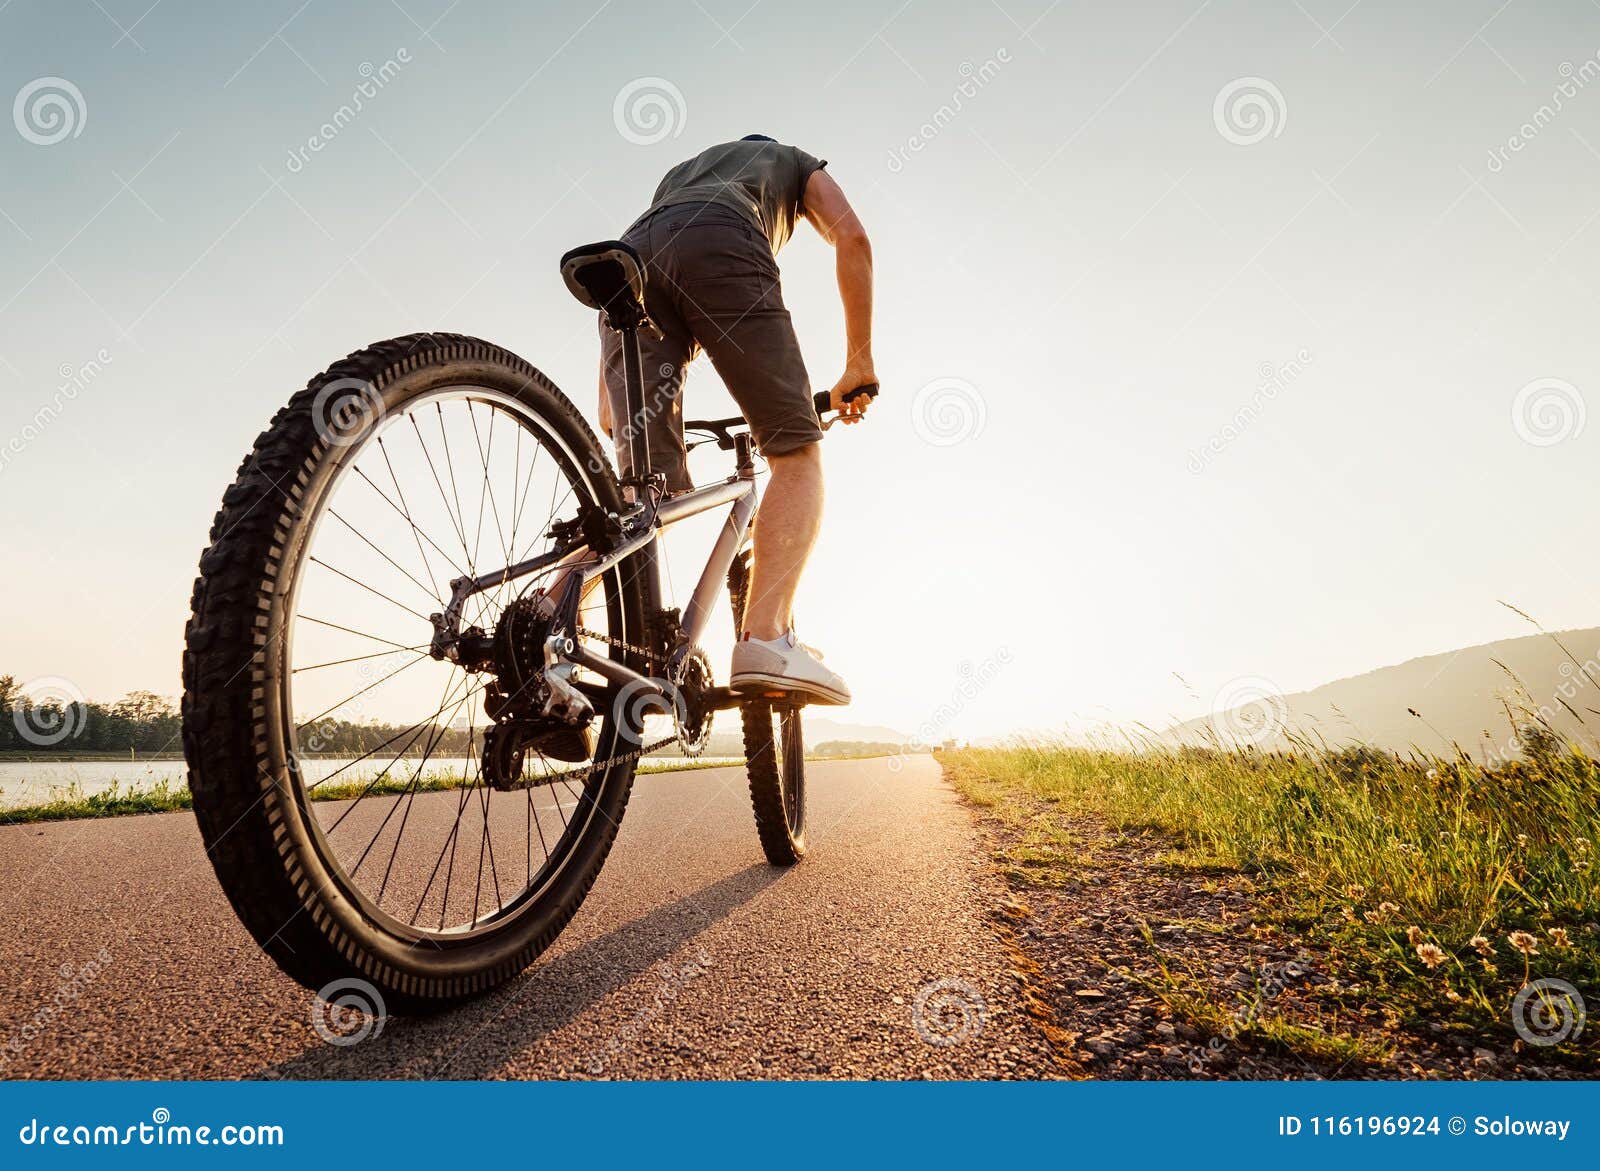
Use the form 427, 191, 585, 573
777, 706, 805, 839
271, 382, 633, 942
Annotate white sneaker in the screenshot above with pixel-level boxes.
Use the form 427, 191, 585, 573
730, 631, 851, 706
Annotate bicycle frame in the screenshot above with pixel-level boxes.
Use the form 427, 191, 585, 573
430, 317, 757, 705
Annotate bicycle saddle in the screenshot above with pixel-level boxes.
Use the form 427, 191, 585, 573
560, 240, 648, 329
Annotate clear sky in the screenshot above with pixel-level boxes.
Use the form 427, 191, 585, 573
2, 0, 1598, 742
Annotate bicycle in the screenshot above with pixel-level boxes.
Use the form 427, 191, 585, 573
180, 236, 876, 1009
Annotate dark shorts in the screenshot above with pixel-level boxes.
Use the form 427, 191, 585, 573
600, 202, 822, 492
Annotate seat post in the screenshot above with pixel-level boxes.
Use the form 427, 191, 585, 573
613, 316, 665, 626
616, 320, 652, 496
559, 237, 667, 638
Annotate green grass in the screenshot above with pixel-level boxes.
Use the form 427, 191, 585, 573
942, 742, 1598, 1062
0, 780, 197, 823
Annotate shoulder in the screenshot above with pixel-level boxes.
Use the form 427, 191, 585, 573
786, 146, 827, 198
787, 144, 825, 170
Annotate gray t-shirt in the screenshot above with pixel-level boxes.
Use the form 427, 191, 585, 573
640, 139, 827, 253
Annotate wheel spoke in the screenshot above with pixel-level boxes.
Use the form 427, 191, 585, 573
349, 673, 479, 880
307, 682, 482, 792
374, 679, 477, 908
322, 673, 479, 835
436, 402, 474, 577
307, 556, 434, 624
465, 684, 504, 923
299, 614, 430, 653
510, 436, 543, 553
362, 446, 467, 582
468, 401, 512, 573
328, 506, 441, 605
295, 646, 430, 732
293, 644, 431, 674
410, 412, 472, 568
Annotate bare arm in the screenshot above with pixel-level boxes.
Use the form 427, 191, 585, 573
803, 168, 875, 422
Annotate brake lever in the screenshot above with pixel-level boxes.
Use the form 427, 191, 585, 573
815, 382, 879, 431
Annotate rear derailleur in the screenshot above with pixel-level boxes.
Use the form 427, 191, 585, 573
475, 579, 597, 789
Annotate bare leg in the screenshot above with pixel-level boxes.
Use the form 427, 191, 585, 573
743, 443, 823, 640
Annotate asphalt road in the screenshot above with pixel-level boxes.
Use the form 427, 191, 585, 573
0, 756, 1057, 1079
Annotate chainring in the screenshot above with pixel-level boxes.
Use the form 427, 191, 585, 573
667, 646, 715, 756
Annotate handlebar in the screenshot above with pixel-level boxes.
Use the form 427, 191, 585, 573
811, 383, 878, 417
686, 383, 879, 450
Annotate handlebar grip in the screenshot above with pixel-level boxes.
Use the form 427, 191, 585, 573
812, 383, 879, 415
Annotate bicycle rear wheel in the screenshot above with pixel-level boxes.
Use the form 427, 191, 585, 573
182, 333, 646, 1010
728, 552, 807, 864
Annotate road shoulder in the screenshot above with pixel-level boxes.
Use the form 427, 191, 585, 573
939, 752, 1590, 1080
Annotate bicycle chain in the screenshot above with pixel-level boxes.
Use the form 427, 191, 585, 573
575, 623, 665, 668
505, 729, 680, 791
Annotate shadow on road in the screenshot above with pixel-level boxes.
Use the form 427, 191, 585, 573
256, 861, 782, 1079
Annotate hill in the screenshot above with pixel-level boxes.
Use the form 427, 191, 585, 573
1173, 627, 1600, 761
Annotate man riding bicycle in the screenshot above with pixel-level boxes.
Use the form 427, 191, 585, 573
595, 134, 875, 706
181, 138, 874, 1005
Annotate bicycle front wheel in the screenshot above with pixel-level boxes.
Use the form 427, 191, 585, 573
728, 551, 807, 864
742, 701, 807, 864
182, 333, 646, 1009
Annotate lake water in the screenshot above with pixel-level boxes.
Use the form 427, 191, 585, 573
0, 755, 744, 810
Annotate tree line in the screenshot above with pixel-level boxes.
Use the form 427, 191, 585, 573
1, 675, 470, 757
1, 676, 182, 754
